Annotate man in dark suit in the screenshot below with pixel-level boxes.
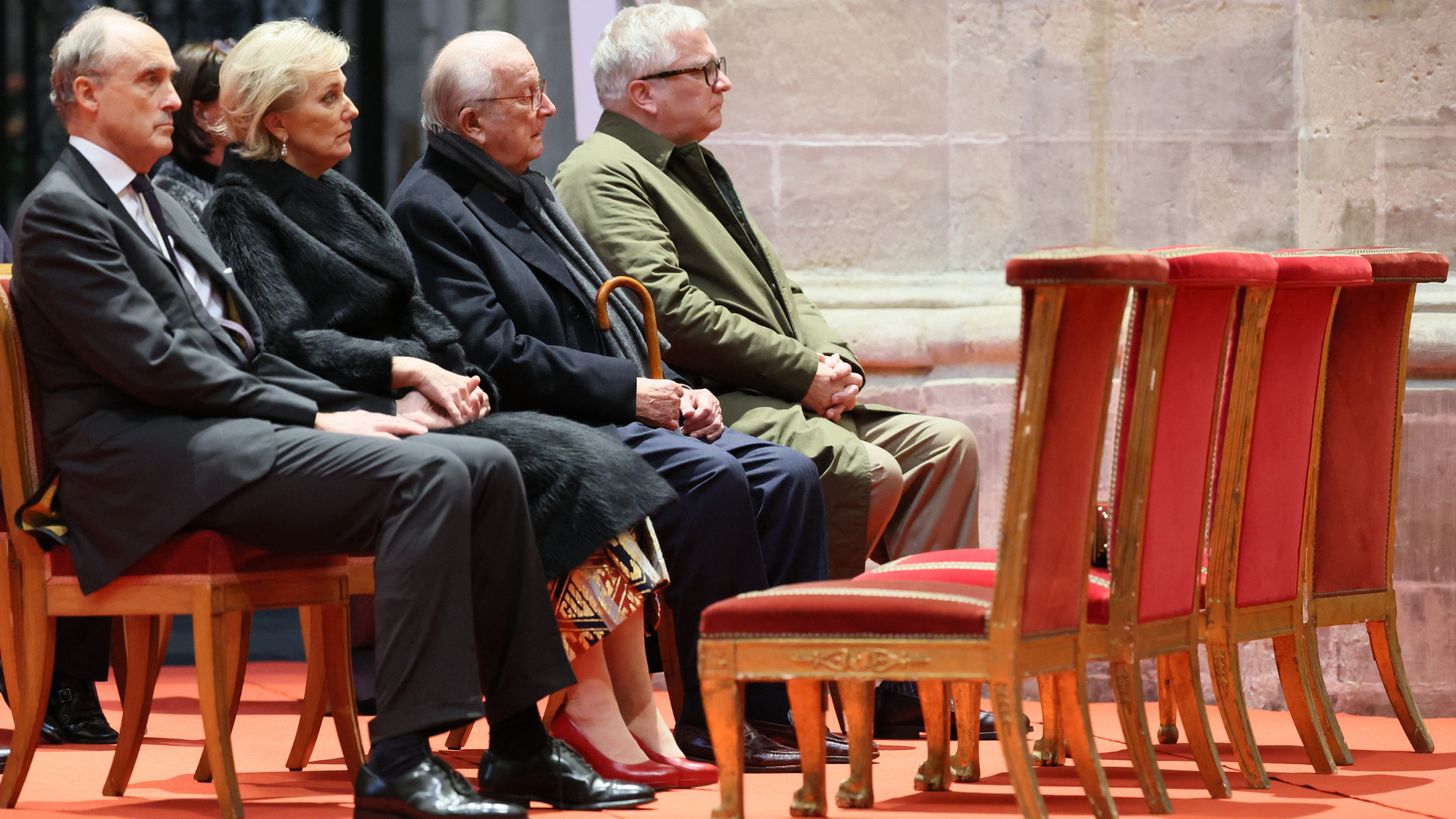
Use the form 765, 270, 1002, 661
10, 9, 651, 815
389, 31, 839, 773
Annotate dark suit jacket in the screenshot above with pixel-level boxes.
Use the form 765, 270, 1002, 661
10, 146, 387, 592
388, 147, 644, 426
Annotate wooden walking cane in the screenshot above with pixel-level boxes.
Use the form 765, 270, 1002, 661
594, 275, 683, 720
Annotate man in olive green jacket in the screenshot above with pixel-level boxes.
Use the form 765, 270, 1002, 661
556, 3, 979, 581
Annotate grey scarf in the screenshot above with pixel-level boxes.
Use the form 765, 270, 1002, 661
427, 129, 666, 377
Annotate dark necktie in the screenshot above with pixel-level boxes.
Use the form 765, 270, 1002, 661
130, 173, 255, 356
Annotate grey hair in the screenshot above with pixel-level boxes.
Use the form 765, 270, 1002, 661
49, 6, 143, 122
420, 31, 526, 135
591, 2, 708, 107
218, 19, 351, 161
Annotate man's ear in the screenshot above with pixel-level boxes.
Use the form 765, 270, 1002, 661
72, 75, 103, 114
625, 79, 657, 116
456, 107, 490, 149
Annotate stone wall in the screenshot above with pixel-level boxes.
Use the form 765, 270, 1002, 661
682, 0, 1456, 716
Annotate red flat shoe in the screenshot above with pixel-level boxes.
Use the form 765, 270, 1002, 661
636, 738, 719, 789
549, 711, 679, 790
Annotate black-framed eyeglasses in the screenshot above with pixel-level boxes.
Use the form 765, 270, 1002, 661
639, 56, 727, 88
465, 78, 548, 113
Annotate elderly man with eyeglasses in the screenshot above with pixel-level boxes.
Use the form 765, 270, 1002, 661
554, 1, 992, 741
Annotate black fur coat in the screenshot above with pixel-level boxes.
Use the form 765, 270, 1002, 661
205, 155, 675, 578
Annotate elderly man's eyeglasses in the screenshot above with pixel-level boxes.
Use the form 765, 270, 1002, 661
466, 78, 548, 113
639, 56, 727, 88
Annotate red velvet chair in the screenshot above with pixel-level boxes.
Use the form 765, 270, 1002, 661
1300, 247, 1447, 762
0, 277, 364, 819
1198, 249, 1372, 787
697, 247, 1167, 819
867, 246, 1278, 811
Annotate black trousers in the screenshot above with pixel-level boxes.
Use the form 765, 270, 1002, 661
617, 425, 828, 727
193, 428, 574, 742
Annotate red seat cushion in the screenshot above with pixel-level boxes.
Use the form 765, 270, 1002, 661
1271, 250, 1373, 287
1149, 246, 1279, 287
861, 549, 1113, 625
1334, 247, 1449, 283
47, 530, 347, 579
699, 578, 991, 639
1006, 246, 1169, 287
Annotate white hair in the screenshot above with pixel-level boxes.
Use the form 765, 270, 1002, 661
420, 31, 526, 135
218, 19, 351, 161
591, 2, 708, 106
49, 6, 142, 122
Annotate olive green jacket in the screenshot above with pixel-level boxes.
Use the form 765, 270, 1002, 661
556, 112, 893, 578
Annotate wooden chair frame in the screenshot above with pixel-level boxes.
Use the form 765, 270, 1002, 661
1039, 282, 1260, 811
0, 278, 363, 819
1300, 251, 1441, 762
701, 277, 1139, 819
1199, 277, 1345, 787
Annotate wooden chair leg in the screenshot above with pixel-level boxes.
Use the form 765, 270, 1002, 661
0, 544, 22, 707
950, 681, 981, 782
197, 611, 251, 783
1167, 649, 1230, 798
110, 616, 129, 702
703, 675, 745, 819
827, 682, 848, 735
1057, 670, 1116, 819
322, 602, 365, 776
1109, 656, 1171, 813
1367, 617, 1434, 753
0, 611, 57, 808
194, 605, 244, 819
287, 605, 328, 771
915, 679, 950, 792
656, 606, 685, 723
104, 616, 165, 796
834, 680, 875, 810
1297, 624, 1353, 765
1272, 632, 1336, 774
542, 691, 567, 727
991, 678, 1048, 819
1207, 634, 1269, 788
1156, 654, 1179, 744
445, 722, 474, 750
1034, 672, 1065, 765
787, 678, 827, 817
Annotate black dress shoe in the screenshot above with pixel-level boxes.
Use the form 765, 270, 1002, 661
477, 737, 656, 810
0, 746, 9, 773
873, 685, 1031, 740
674, 722, 800, 773
750, 719, 880, 763
42, 678, 117, 745
355, 757, 523, 818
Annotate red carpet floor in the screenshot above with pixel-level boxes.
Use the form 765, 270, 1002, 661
1, 662, 1452, 817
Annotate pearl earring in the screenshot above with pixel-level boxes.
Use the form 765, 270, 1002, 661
281, 139, 289, 157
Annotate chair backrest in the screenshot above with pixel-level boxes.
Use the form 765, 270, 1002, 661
0, 277, 49, 570
1232, 251, 1372, 608
1107, 248, 1279, 626
996, 247, 1168, 639
1313, 248, 1448, 596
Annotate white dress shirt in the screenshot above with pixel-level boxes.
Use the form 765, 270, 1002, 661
69, 136, 226, 321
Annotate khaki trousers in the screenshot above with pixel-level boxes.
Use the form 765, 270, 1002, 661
854, 412, 980, 563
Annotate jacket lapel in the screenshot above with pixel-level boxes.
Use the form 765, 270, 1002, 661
61, 148, 175, 272
462, 186, 594, 312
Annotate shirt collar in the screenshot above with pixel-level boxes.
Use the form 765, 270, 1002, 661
595, 110, 680, 170
69, 136, 141, 197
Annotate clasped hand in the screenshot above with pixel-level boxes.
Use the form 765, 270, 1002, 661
394, 357, 491, 429
802, 352, 862, 421
635, 378, 724, 441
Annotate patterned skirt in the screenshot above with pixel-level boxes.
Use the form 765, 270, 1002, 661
548, 519, 669, 661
